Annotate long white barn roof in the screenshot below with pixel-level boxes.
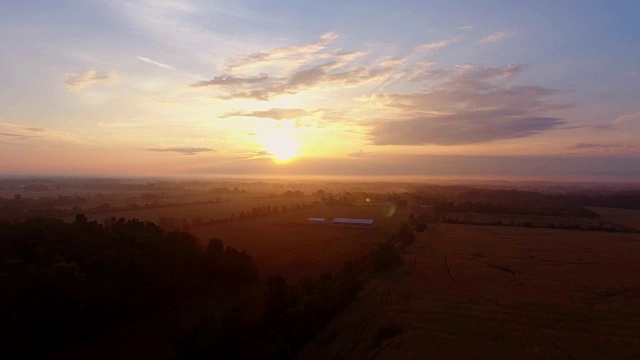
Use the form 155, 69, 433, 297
332, 218, 375, 225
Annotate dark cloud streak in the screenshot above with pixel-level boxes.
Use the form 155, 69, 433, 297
147, 147, 215, 155
370, 64, 568, 145
220, 108, 309, 120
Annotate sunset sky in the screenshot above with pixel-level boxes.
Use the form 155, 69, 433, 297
1, 1, 639, 180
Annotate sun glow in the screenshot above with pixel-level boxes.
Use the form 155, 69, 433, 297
260, 121, 301, 163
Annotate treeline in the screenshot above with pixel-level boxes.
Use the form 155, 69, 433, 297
158, 203, 314, 231
433, 201, 601, 218
415, 187, 640, 212
1, 213, 420, 358
0, 194, 88, 221
0, 215, 259, 358
0, 195, 230, 222
171, 221, 421, 359
316, 191, 411, 208
441, 217, 627, 232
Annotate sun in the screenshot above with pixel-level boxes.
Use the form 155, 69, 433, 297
259, 122, 301, 163
265, 136, 299, 162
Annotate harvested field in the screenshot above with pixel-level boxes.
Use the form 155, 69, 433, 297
589, 207, 640, 231
444, 212, 610, 228
299, 224, 640, 359
191, 205, 408, 278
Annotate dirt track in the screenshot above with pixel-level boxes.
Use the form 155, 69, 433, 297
299, 224, 640, 359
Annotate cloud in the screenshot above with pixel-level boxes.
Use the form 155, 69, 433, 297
147, 147, 215, 155
228, 32, 339, 71
417, 61, 436, 67
417, 35, 462, 51
221, 108, 309, 120
190, 31, 402, 100
478, 31, 517, 44
613, 113, 640, 126
104, 0, 253, 50
0, 132, 32, 140
190, 74, 279, 100
369, 64, 567, 145
65, 70, 119, 91
371, 115, 564, 145
458, 25, 474, 31
622, 71, 639, 77
191, 74, 273, 87
379, 57, 406, 68
136, 56, 175, 69
591, 113, 640, 130
566, 143, 637, 155
569, 143, 633, 150
0, 122, 89, 145
192, 59, 392, 100
252, 150, 273, 158
347, 149, 373, 157
97, 121, 149, 128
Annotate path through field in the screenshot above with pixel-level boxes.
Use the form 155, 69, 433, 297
299, 224, 640, 359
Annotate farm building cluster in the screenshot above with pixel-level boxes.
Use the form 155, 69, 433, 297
306, 217, 376, 228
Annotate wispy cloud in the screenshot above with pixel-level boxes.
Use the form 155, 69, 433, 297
569, 143, 631, 149
417, 35, 462, 51
478, 31, 517, 44
192, 55, 392, 100
347, 149, 373, 157
0, 132, 33, 140
227, 32, 339, 72
592, 113, 640, 131
566, 142, 637, 155
136, 56, 175, 69
147, 147, 215, 155
97, 121, 149, 128
369, 64, 567, 145
0, 122, 89, 145
220, 108, 309, 120
65, 70, 119, 91
458, 25, 475, 31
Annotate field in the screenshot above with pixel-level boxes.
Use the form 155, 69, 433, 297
589, 207, 640, 231
191, 204, 408, 278
299, 223, 640, 359
444, 212, 612, 228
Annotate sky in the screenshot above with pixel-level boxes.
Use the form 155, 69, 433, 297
1, 0, 639, 180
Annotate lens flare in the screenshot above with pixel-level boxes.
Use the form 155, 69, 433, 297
383, 202, 397, 217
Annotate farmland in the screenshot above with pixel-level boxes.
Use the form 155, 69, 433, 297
300, 223, 640, 359
71, 193, 313, 225
588, 207, 640, 231
191, 204, 409, 278
442, 211, 626, 231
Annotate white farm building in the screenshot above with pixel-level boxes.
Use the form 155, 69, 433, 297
306, 217, 327, 224
331, 218, 376, 228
